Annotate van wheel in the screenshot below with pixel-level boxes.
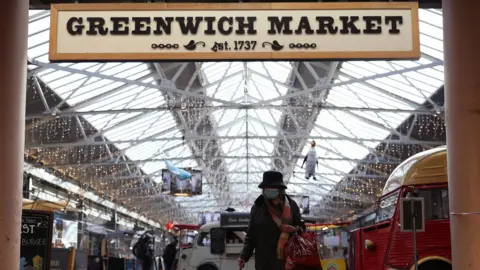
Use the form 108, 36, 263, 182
418, 260, 452, 270
198, 265, 217, 270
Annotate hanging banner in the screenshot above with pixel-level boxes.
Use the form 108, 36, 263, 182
49, 2, 420, 62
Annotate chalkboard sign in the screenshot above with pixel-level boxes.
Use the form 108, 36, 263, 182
20, 210, 53, 270
210, 228, 226, 255
75, 249, 88, 270
399, 197, 425, 232
220, 213, 250, 227
50, 248, 70, 270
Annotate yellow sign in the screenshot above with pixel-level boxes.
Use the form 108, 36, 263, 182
49, 2, 420, 62
321, 258, 347, 270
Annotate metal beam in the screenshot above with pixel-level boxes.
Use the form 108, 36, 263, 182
32, 156, 400, 168
28, 0, 442, 10
26, 135, 444, 148
152, 62, 232, 205
71, 171, 387, 183
25, 106, 443, 119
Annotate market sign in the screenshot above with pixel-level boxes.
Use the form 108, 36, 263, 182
49, 2, 420, 62
220, 212, 250, 227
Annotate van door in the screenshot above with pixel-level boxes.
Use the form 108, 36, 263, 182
220, 228, 252, 270
189, 230, 220, 269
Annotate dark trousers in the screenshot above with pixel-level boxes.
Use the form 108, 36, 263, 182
140, 258, 154, 270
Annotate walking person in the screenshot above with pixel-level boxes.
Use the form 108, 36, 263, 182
238, 171, 303, 270
162, 237, 178, 270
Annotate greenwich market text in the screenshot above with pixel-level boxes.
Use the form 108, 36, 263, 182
65, 15, 404, 36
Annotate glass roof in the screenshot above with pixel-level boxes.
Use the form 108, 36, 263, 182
26, 9, 445, 221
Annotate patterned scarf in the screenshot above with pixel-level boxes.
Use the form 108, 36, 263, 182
266, 195, 292, 260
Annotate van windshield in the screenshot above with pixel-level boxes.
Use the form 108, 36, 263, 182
376, 190, 400, 223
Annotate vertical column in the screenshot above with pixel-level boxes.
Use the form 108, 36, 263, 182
77, 199, 85, 249
0, 0, 29, 268
444, 1, 480, 269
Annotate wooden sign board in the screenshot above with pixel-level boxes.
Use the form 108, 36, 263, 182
399, 197, 425, 232
49, 2, 420, 62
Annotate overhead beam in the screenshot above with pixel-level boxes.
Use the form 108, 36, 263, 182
31, 156, 400, 168
26, 135, 444, 148
28, 0, 442, 10
25, 106, 443, 119
152, 62, 232, 205
29, 59, 443, 109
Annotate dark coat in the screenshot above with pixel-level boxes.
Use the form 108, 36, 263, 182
162, 243, 177, 270
240, 194, 302, 270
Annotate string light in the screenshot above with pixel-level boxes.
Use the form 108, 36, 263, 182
25, 76, 446, 223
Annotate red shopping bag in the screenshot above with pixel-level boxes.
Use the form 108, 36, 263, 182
284, 232, 322, 270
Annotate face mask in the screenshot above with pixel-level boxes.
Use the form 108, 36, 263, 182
263, 188, 280, 199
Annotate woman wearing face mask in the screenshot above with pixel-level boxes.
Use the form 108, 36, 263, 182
238, 170, 303, 270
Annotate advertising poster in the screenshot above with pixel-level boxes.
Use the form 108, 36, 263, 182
291, 195, 310, 215
161, 169, 202, 196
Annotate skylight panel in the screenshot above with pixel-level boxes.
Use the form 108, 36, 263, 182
314, 112, 355, 137
29, 43, 50, 59
118, 90, 164, 109
102, 112, 162, 140
84, 113, 140, 132
215, 109, 244, 129
400, 71, 443, 92
202, 62, 243, 82
420, 46, 444, 61
251, 138, 274, 153
52, 78, 92, 97
420, 33, 443, 52
207, 76, 243, 100
366, 79, 424, 104
101, 63, 144, 77
29, 30, 49, 49
417, 67, 444, 81
28, 18, 50, 37
219, 120, 245, 137
419, 22, 443, 41
419, 9, 443, 27
84, 87, 143, 110
251, 77, 289, 97
141, 161, 164, 175
126, 142, 163, 160
224, 140, 245, 156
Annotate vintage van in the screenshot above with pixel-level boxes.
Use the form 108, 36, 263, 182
176, 212, 255, 270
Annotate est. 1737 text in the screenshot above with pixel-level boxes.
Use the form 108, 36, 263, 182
211, 41, 257, 52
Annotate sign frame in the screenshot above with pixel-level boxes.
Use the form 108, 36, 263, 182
49, 2, 420, 62
399, 197, 425, 233
219, 212, 250, 227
